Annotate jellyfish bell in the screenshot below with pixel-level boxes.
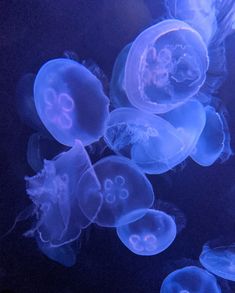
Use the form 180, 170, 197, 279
116, 208, 177, 256
34, 58, 110, 147
77, 156, 154, 228
160, 266, 221, 293
124, 19, 209, 114
200, 242, 235, 282
25, 140, 95, 247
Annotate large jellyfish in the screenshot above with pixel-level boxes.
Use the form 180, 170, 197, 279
116, 209, 177, 256
190, 105, 227, 166
104, 107, 185, 174
34, 58, 110, 146
200, 243, 235, 282
160, 266, 221, 292
77, 156, 154, 227
124, 19, 209, 113
25, 140, 94, 248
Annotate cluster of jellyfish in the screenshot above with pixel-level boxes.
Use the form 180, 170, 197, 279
12, 0, 235, 291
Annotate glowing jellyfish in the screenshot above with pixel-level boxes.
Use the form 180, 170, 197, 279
190, 105, 226, 166
124, 19, 209, 114
77, 156, 154, 227
160, 266, 221, 293
116, 209, 176, 256
200, 243, 235, 282
25, 140, 94, 247
34, 58, 110, 146
162, 99, 206, 164
164, 0, 218, 45
104, 107, 185, 174
109, 43, 133, 108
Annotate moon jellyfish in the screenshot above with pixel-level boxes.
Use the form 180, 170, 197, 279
200, 243, 235, 282
109, 43, 133, 108
124, 19, 209, 113
164, 0, 218, 45
190, 105, 227, 166
160, 266, 221, 293
77, 156, 154, 227
162, 99, 206, 164
104, 107, 185, 174
116, 209, 176, 256
34, 58, 110, 146
25, 140, 93, 247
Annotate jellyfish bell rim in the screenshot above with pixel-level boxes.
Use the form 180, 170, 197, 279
124, 19, 209, 114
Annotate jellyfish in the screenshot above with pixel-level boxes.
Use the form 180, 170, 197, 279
200, 243, 235, 282
34, 58, 110, 146
164, 0, 218, 45
25, 140, 95, 247
104, 107, 185, 174
77, 156, 154, 227
109, 43, 133, 108
160, 266, 221, 292
116, 209, 177, 256
124, 19, 209, 114
190, 105, 227, 166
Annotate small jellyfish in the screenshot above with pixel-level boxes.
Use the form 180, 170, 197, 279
25, 140, 95, 247
116, 209, 177, 256
164, 0, 218, 44
77, 156, 154, 227
109, 43, 133, 108
124, 19, 209, 113
160, 266, 221, 292
104, 107, 185, 174
34, 58, 110, 146
190, 105, 226, 166
200, 243, 235, 282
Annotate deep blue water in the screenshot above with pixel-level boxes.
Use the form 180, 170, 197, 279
0, 1, 235, 292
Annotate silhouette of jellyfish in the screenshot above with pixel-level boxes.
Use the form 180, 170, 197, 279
124, 19, 209, 114
160, 266, 221, 292
77, 156, 154, 227
116, 209, 177, 256
200, 243, 235, 282
109, 43, 133, 108
34, 58, 110, 146
164, 0, 218, 45
104, 107, 185, 174
25, 140, 96, 247
190, 105, 227, 166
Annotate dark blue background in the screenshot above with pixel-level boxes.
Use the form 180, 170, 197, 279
0, 1, 235, 292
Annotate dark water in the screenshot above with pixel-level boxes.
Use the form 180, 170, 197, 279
0, 1, 235, 292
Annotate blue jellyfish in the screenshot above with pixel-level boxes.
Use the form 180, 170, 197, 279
162, 99, 206, 164
34, 58, 110, 146
200, 243, 235, 282
25, 140, 94, 247
104, 107, 185, 174
160, 266, 221, 292
124, 19, 209, 113
190, 105, 227, 166
116, 209, 177, 256
164, 0, 218, 45
109, 43, 133, 108
77, 156, 154, 227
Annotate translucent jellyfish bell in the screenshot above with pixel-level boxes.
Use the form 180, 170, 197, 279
190, 105, 226, 166
160, 266, 221, 293
200, 243, 235, 282
77, 156, 154, 227
116, 209, 177, 256
25, 140, 93, 247
104, 107, 185, 174
124, 19, 209, 114
34, 58, 110, 146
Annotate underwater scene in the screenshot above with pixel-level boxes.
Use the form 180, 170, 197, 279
1, 0, 235, 292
